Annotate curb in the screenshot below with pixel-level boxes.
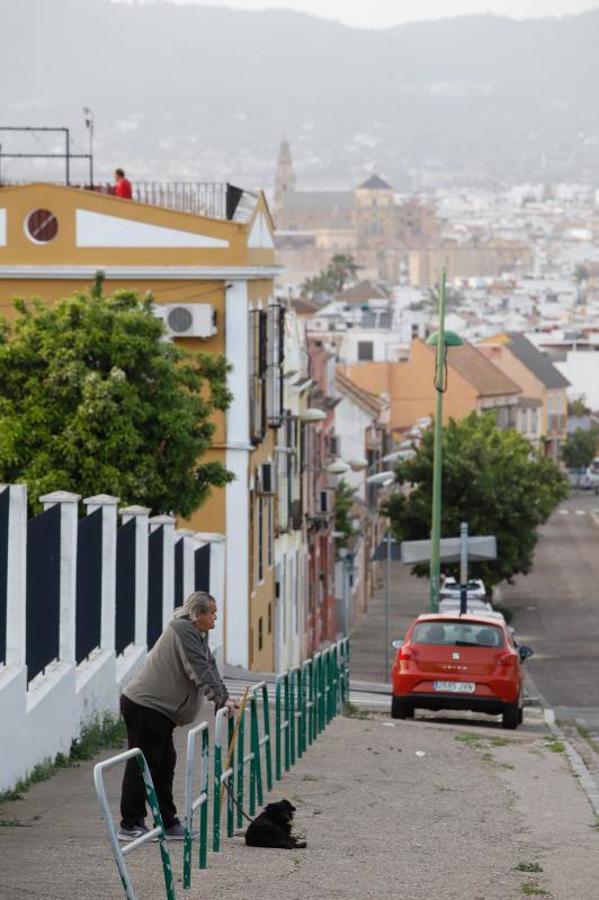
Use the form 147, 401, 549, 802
527, 671, 599, 818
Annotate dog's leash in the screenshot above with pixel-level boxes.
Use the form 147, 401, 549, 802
221, 775, 253, 824
218, 687, 254, 825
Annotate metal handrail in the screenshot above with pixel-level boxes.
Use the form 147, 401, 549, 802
93, 747, 176, 900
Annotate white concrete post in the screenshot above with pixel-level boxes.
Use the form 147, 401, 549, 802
2, 484, 27, 667
39, 490, 82, 665
195, 532, 226, 657
225, 280, 251, 667
120, 505, 150, 647
149, 515, 176, 632
83, 494, 119, 654
175, 529, 196, 601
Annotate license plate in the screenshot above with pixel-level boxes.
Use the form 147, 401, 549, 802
433, 681, 476, 694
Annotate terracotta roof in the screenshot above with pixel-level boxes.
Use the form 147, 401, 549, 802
291, 296, 319, 315
335, 370, 387, 416
445, 341, 522, 397
335, 280, 391, 304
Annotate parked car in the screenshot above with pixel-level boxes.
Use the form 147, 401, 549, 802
567, 463, 599, 492
439, 577, 486, 601
390, 613, 533, 729
438, 596, 501, 618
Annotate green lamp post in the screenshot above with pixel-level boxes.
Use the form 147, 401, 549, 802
425, 271, 463, 613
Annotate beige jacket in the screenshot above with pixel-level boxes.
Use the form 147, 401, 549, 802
123, 617, 229, 725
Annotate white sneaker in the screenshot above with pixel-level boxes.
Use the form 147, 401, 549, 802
118, 824, 149, 842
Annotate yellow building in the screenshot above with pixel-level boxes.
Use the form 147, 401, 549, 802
0, 181, 281, 670
478, 332, 570, 459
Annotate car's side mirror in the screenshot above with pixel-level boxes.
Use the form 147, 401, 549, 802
518, 646, 533, 662
391, 639, 404, 650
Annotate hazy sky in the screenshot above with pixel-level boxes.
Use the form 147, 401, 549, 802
133, 0, 599, 29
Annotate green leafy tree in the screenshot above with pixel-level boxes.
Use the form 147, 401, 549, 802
385, 412, 568, 588
561, 428, 598, 469
0, 288, 234, 515
568, 398, 590, 417
300, 254, 360, 300
334, 479, 357, 554
575, 263, 590, 284
328, 254, 360, 292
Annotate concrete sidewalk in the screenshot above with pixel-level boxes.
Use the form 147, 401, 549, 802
350, 560, 428, 685
1, 703, 598, 899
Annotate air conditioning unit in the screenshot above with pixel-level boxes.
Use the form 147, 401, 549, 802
158, 304, 217, 338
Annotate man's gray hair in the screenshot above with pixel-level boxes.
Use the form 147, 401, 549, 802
173, 591, 216, 620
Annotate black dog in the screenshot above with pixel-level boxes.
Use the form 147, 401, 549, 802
245, 799, 307, 849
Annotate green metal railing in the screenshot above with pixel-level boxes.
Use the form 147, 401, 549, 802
183, 722, 210, 888
97, 638, 350, 897
273, 638, 349, 781
94, 748, 177, 900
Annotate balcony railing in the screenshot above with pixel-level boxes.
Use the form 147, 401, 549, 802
0, 179, 257, 222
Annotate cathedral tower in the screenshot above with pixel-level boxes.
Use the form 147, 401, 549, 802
274, 139, 296, 213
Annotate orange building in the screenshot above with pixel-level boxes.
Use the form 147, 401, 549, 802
341, 338, 521, 433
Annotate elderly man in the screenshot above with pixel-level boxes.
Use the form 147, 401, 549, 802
118, 591, 236, 842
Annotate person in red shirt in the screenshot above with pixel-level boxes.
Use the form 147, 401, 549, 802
114, 168, 133, 199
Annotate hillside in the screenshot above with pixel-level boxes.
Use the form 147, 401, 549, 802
2, 0, 598, 189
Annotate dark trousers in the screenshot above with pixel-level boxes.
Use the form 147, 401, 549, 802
120, 695, 179, 829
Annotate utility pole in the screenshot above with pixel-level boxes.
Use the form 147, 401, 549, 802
385, 532, 391, 674
459, 521, 468, 615
429, 270, 447, 613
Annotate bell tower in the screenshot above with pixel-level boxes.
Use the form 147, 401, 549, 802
274, 139, 296, 213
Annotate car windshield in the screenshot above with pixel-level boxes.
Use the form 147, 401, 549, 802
412, 621, 504, 648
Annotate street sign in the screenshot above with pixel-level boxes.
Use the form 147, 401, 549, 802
400, 535, 496, 565
371, 536, 401, 562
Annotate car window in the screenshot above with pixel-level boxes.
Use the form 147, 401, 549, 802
412, 621, 505, 647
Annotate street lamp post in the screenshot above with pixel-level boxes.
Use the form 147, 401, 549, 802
428, 270, 447, 614
425, 271, 463, 613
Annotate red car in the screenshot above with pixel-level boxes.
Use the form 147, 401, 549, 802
390, 613, 533, 729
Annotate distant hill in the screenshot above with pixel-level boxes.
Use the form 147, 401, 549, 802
2, 0, 598, 190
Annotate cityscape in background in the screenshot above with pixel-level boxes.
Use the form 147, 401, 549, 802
2, 0, 599, 810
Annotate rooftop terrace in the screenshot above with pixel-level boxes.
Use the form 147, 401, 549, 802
0, 180, 259, 223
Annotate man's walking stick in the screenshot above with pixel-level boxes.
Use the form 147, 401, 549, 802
221, 686, 250, 801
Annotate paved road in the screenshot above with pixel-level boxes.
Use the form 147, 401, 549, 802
350, 491, 599, 740
500, 491, 599, 733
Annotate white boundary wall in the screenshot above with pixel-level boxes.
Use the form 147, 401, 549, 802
0, 484, 226, 793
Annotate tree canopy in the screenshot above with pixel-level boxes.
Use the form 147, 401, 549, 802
385, 413, 569, 588
0, 287, 234, 515
300, 254, 360, 300
561, 428, 598, 469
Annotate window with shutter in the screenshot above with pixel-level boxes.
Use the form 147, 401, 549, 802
249, 308, 268, 444
266, 303, 285, 427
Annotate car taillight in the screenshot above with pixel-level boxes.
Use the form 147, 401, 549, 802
399, 647, 413, 661
497, 652, 516, 667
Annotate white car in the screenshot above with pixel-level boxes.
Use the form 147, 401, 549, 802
438, 598, 504, 621
439, 577, 486, 601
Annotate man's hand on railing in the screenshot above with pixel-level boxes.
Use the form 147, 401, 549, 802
223, 698, 240, 717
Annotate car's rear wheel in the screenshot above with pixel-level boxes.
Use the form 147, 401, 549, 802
502, 703, 519, 730
391, 696, 414, 719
